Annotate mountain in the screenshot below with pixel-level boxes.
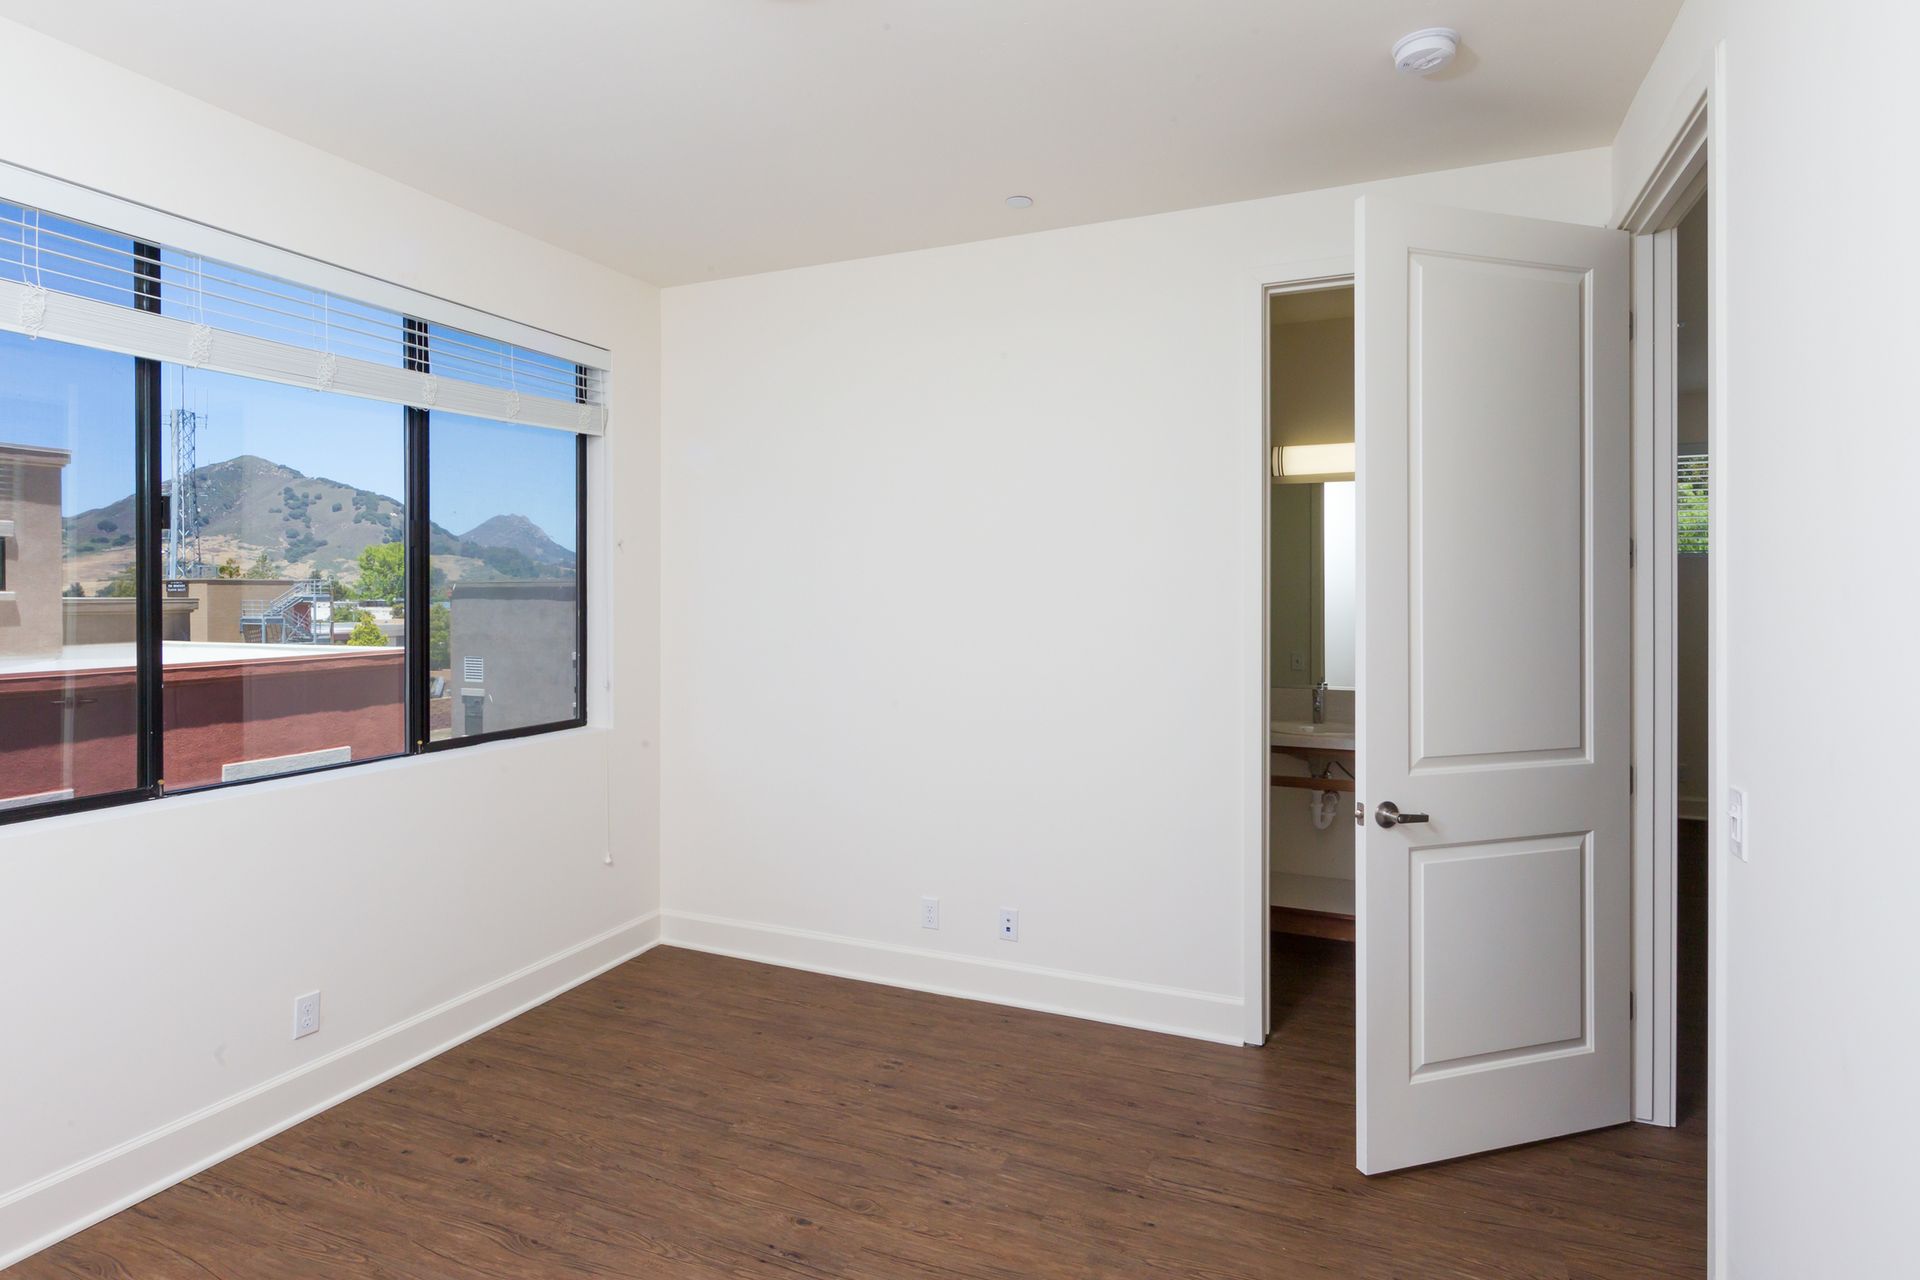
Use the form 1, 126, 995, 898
459, 514, 574, 568
60, 456, 574, 596
64, 455, 403, 586
421, 513, 575, 589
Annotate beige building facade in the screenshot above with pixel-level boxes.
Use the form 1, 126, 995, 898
0, 443, 72, 659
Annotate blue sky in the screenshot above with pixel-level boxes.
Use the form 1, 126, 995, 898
1, 205, 578, 548
0, 338, 575, 549
167, 371, 580, 548
0, 329, 137, 514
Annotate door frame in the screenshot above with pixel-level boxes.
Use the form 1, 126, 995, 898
1627, 177, 1701, 1131
1246, 257, 1352, 1047
1621, 74, 1710, 1123
1246, 60, 1724, 1112
1618, 42, 1725, 1274
1240, 43, 1724, 1257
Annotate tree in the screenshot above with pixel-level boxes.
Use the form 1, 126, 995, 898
346, 616, 387, 647
429, 603, 451, 669
353, 541, 406, 601
217, 557, 243, 579
243, 551, 278, 580
99, 565, 137, 597
1677, 454, 1710, 556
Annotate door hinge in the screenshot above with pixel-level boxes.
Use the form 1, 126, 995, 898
1629, 537, 1636, 568
1630, 991, 1636, 1020
1629, 310, 1636, 340
1630, 765, 1636, 794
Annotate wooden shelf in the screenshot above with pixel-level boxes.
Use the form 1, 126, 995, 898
1270, 744, 1354, 760
1270, 904, 1355, 942
1268, 774, 1354, 793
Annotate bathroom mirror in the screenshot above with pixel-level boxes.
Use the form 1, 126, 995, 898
1269, 478, 1355, 689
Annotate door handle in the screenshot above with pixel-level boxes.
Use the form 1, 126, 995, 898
1374, 801, 1429, 829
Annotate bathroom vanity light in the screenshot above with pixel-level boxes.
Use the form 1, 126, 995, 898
1273, 442, 1356, 480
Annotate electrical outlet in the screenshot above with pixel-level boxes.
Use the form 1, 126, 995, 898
1290, 651, 1306, 672
920, 896, 940, 929
292, 991, 321, 1040
998, 908, 1019, 941
1728, 786, 1749, 862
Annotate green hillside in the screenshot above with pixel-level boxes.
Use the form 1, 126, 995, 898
64, 454, 404, 582
62, 454, 575, 595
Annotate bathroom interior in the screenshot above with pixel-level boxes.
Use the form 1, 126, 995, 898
1268, 283, 1359, 939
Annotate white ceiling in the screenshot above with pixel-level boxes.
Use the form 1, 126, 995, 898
0, 1, 1680, 286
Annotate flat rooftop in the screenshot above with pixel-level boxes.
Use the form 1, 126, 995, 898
0, 640, 403, 677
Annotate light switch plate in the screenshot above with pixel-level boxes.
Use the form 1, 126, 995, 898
1728, 786, 1749, 862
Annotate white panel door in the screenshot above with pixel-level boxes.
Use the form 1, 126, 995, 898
1354, 196, 1631, 1174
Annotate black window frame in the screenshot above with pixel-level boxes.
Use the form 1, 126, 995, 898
417, 399, 589, 754
0, 273, 591, 827
0, 244, 162, 825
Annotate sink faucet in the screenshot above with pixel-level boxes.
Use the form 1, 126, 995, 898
1312, 681, 1328, 725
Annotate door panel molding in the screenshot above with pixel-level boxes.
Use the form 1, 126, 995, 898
1356, 195, 1631, 1175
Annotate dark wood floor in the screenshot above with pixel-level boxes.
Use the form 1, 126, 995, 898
15, 934, 1705, 1278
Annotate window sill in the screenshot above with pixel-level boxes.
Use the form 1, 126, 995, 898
0, 592, 15, 602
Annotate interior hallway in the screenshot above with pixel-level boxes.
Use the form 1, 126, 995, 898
15, 938, 1705, 1279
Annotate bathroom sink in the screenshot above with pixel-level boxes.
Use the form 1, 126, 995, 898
1270, 720, 1356, 751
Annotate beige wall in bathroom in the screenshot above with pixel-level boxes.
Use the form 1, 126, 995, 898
1269, 483, 1317, 689
1269, 316, 1354, 458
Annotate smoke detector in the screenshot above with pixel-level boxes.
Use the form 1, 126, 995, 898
1392, 27, 1459, 75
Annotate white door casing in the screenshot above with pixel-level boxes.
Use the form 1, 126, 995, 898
1354, 196, 1632, 1174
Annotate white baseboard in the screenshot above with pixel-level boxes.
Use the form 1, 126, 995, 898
661, 909, 1244, 1046
0, 911, 662, 1271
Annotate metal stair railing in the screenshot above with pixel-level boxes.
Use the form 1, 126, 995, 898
238, 578, 330, 644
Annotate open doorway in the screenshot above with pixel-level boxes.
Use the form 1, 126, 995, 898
1266, 282, 1357, 948
1264, 278, 1359, 1048
1674, 195, 1710, 1128
1255, 193, 1702, 1183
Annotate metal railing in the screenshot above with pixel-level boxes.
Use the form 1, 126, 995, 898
239, 578, 330, 644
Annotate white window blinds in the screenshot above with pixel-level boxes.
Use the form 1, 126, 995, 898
1677, 453, 1708, 556
0, 199, 606, 436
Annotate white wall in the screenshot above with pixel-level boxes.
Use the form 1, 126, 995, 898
0, 20, 661, 1266
1617, 3, 1920, 1274
1270, 683, 1356, 914
660, 148, 1611, 1042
